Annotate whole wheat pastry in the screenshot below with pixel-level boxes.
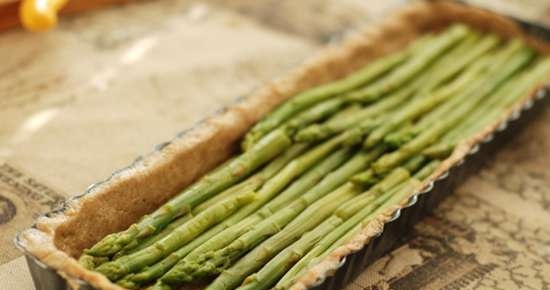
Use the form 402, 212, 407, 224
17, 2, 550, 290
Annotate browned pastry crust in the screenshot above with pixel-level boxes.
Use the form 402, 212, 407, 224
17, 2, 550, 290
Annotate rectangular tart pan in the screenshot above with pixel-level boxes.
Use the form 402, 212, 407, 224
14, 2, 550, 290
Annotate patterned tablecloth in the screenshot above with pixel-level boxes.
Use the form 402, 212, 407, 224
0, 1, 549, 289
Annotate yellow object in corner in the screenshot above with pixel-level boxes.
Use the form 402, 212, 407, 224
20, 0, 68, 31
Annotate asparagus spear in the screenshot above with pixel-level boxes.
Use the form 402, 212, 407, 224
86, 130, 292, 257
242, 48, 410, 150
161, 146, 385, 284
275, 160, 440, 290
114, 180, 254, 260
180, 165, 410, 290
79, 255, 109, 270
274, 182, 406, 290
115, 145, 309, 285
111, 143, 309, 263
381, 51, 498, 148
96, 191, 256, 281
422, 143, 455, 159
328, 160, 439, 253
414, 33, 500, 93
422, 76, 528, 158
414, 160, 441, 180
91, 146, 307, 272
272, 182, 396, 290
363, 48, 494, 149
285, 98, 349, 132
349, 169, 378, 187
350, 155, 425, 187
284, 31, 493, 140
398, 40, 530, 143
335, 167, 410, 219
295, 87, 414, 143
254, 148, 353, 218
347, 24, 469, 103
146, 220, 342, 290
243, 167, 416, 290
329, 104, 363, 120
223, 166, 414, 290
295, 29, 485, 144
423, 57, 549, 160
384, 75, 486, 148
326, 182, 420, 257
423, 57, 550, 157
236, 217, 344, 290
117, 148, 353, 288
112, 215, 193, 261
383, 122, 413, 149
165, 182, 361, 288
273, 180, 411, 290
186, 151, 391, 279
402, 155, 428, 172
373, 42, 535, 173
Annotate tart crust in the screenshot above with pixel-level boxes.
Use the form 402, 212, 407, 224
17, 2, 550, 290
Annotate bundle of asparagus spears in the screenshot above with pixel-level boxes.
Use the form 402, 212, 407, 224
79, 24, 550, 290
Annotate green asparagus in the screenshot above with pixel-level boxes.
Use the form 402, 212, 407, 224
373, 41, 535, 173
79, 254, 108, 270
117, 147, 352, 287
242, 48, 409, 150
96, 191, 255, 280
86, 130, 292, 257
81, 26, 549, 290
161, 146, 385, 284
363, 48, 495, 149
277, 160, 440, 290
295, 28, 490, 144
114, 182, 248, 260
414, 33, 500, 93
335, 167, 410, 219
381, 48, 499, 148
163, 182, 362, 287
183, 164, 404, 290
294, 87, 413, 142
244, 164, 427, 290
347, 24, 469, 103
286, 98, 349, 132
425, 56, 550, 155
186, 155, 389, 279
236, 217, 343, 290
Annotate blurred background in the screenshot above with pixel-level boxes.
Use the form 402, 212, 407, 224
1, 1, 550, 289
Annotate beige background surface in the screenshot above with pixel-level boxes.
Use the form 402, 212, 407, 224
0, 1, 549, 290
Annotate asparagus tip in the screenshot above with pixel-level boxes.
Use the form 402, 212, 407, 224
241, 133, 257, 151
160, 260, 202, 285
294, 126, 326, 142
96, 261, 127, 281
85, 233, 122, 257
384, 132, 414, 149
116, 277, 139, 289
350, 174, 379, 187
78, 254, 107, 270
